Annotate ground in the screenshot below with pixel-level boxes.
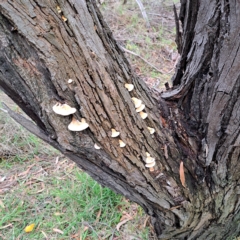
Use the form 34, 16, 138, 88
0, 1, 178, 239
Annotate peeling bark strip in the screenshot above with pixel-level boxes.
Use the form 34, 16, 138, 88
0, 0, 240, 239
179, 161, 185, 188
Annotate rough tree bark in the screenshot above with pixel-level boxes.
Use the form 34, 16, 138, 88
0, 0, 240, 239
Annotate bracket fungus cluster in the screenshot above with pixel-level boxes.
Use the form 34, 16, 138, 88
131, 97, 148, 119
145, 152, 156, 171
128, 86, 157, 164
51, 80, 157, 161
111, 129, 126, 148
52, 102, 89, 131
56, 5, 67, 22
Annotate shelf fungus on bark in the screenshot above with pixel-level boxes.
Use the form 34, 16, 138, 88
136, 104, 145, 113
111, 129, 120, 137
139, 111, 148, 119
145, 161, 156, 168
145, 161, 156, 172
68, 79, 73, 84
94, 143, 101, 149
56, 6, 61, 13
52, 103, 76, 116
119, 140, 126, 148
61, 16, 67, 22
125, 83, 134, 91
145, 152, 156, 171
131, 97, 142, 108
145, 156, 155, 163
68, 117, 89, 131
147, 127, 155, 134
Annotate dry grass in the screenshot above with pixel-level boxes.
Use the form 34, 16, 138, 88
101, 0, 179, 89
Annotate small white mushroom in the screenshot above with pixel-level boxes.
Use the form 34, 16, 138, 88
146, 152, 150, 157
147, 127, 155, 134
62, 16, 67, 22
94, 143, 101, 149
140, 111, 148, 119
111, 129, 120, 137
68, 117, 89, 131
119, 140, 126, 148
56, 6, 62, 13
145, 161, 156, 168
125, 83, 134, 92
145, 156, 155, 163
131, 97, 142, 108
136, 104, 145, 113
68, 79, 73, 84
52, 103, 76, 116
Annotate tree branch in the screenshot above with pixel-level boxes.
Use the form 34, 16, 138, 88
120, 46, 163, 74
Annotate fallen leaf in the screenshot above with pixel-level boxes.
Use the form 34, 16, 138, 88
164, 144, 168, 159
24, 223, 35, 233
0, 223, 12, 229
0, 176, 6, 182
179, 161, 186, 187
143, 216, 150, 228
0, 199, 5, 208
116, 216, 133, 231
18, 164, 35, 177
53, 228, 64, 234
54, 212, 63, 216
83, 226, 89, 232
95, 209, 101, 223
41, 231, 48, 239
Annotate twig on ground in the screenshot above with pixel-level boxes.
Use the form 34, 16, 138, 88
135, 0, 150, 28
0, 107, 8, 113
120, 46, 164, 74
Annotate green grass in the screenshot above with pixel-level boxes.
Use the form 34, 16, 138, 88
0, 165, 124, 239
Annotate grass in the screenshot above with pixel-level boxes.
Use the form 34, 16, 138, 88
0, 165, 122, 239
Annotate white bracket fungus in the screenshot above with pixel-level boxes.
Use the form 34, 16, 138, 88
111, 129, 120, 137
68, 117, 89, 131
145, 152, 156, 171
52, 103, 76, 116
140, 111, 148, 119
94, 143, 101, 149
68, 79, 73, 84
136, 104, 145, 113
145, 161, 156, 168
119, 140, 126, 148
56, 6, 61, 13
125, 83, 134, 92
145, 156, 155, 163
62, 16, 67, 22
131, 97, 142, 108
147, 127, 155, 134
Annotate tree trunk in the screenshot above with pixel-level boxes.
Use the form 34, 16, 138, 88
0, 0, 240, 239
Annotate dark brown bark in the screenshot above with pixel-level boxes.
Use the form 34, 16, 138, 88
0, 0, 240, 239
